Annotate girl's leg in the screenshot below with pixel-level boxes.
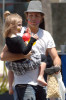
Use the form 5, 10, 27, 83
8, 70, 14, 95
37, 62, 47, 86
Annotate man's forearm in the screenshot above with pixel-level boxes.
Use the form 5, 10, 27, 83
48, 47, 61, 67
0, 51, 25, 61
0, 44, 31, 61
0, 44, 25, 61
53, 55, 61, 66
0, 50, 31, 61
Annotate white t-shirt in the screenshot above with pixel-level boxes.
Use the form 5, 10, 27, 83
14, 27, 55, 86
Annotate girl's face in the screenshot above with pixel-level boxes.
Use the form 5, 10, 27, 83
16, 21, 22, 33
27, 12, 43, 28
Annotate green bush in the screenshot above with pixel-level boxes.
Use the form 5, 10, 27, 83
0, 62, 8, 94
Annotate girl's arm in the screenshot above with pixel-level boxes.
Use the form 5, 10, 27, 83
21, 37, 36, 54
20, 33, 38, 54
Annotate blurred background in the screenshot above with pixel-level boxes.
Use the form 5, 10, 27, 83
0, 0, 66, 52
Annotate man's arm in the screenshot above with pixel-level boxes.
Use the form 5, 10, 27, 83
0, 44, 31, 61
47, 47, 61, 66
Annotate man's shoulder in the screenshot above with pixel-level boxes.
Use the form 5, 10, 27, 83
39, 28, 51, 36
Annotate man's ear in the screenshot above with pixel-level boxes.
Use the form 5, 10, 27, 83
25, 13, 28, 22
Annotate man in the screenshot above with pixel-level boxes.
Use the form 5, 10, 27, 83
0, 1, 61, 100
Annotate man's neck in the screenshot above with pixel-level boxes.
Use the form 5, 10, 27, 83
28, 26, 39, 34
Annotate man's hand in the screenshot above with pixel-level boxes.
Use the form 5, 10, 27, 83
24, 51, 32, 59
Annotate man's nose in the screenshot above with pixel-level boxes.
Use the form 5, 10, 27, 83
32, 15, 36, 19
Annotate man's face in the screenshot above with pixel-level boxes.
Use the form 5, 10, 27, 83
27, 12, 43, 28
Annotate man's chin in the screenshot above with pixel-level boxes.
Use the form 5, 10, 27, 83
31, 24, 38, 27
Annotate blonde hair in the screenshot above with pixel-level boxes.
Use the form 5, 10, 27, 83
4, 11, 10, 19
4, 11, 22, 38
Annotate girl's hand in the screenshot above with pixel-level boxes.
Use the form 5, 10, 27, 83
31, 33, 38, 40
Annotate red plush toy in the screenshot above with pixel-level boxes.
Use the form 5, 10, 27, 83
22, 28, 31, 41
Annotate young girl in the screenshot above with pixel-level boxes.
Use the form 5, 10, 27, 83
4, 11, 47, 95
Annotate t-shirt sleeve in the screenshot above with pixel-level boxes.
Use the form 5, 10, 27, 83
47, 32, 56, 48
